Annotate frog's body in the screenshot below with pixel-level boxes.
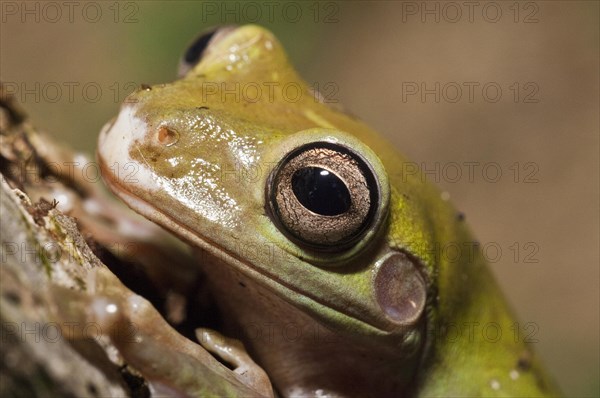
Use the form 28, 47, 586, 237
98, 25, 558, 397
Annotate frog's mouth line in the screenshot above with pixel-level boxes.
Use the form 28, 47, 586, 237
98, 157, 394, 337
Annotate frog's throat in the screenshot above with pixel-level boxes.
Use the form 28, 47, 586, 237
99, 157, 402, 339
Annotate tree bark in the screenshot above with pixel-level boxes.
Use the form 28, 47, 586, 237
0, 84, 148, 398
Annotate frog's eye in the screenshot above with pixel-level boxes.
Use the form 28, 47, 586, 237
178, 26, 236, 77
183, 29, 218, 64
267, 142, 380, 251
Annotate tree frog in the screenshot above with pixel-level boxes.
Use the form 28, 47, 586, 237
97, 25, 559, 397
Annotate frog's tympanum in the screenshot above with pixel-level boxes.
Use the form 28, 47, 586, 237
97, 25, 558, 397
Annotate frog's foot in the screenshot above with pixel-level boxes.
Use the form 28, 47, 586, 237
53, 267, 274, 398
196, 327, 271, 394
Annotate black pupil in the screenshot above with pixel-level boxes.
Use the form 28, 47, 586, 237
291, 167, 351, 216
184, 29, 218, 64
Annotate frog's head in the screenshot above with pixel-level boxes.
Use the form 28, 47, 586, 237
98, 24, 452, 393
98, 25, 560, 397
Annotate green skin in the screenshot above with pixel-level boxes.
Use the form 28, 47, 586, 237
97, 25, 559, 397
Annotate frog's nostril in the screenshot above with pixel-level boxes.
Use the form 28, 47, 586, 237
157, 126, 179, 147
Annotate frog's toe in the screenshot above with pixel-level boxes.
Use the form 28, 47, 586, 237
196, 327, 272, 397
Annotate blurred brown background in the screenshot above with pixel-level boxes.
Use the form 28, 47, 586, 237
2, 1, 598, 396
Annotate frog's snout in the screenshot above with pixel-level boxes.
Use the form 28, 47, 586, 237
98, 116, 117, 141
97, 104, 151, 186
